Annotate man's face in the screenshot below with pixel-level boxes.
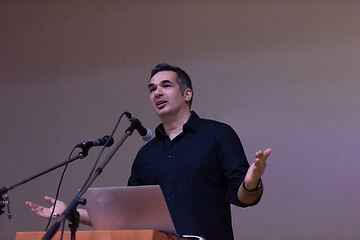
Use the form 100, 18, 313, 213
148, 71, 188, 117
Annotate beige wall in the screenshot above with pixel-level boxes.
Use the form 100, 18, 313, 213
1, 1, 360, 239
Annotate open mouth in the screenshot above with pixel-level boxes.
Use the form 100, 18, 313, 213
156, 100, 167, 108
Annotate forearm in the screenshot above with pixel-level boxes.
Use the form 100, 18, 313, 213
78, 208, 92, 226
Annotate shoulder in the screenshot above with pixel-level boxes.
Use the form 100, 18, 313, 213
195, 116, 243, 148
197, 116, 236, 134
188, 111, 235, 133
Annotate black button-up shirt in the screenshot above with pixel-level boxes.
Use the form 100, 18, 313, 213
128, 111, 259, 240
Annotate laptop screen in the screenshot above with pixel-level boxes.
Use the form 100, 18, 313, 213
83, 185, 177, 234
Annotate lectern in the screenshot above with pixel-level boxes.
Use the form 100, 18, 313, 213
16, 230, 185, 240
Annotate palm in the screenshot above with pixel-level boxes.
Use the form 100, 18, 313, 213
26, 196, 67, 219
244, 148, 271, 188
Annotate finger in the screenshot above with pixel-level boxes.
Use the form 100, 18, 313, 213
255, 150, 262, 157
263, 148, 271, 159
26, 201, 39, 210
253, 158, 266, 174
26, 203, 45, 217
253, 154, 263, 171
255, 151, 265, 162
255, 156, 266, 166
256, 149, 271, 162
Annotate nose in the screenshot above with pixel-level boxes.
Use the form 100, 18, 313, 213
153, 88, 163, 97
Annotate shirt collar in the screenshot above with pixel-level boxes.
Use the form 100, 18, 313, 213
155, 111, 200, 138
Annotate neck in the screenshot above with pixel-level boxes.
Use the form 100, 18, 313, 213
160, 109, 191, 140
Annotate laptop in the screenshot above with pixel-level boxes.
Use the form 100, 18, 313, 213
82, 185, 177, 234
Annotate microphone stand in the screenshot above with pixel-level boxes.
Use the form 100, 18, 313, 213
0, 149, 91, 217
43, 122, 137, 240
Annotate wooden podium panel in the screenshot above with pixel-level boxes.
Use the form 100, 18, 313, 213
16, 230, 183, 240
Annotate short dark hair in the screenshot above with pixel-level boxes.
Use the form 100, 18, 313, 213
150, 63, 193, 107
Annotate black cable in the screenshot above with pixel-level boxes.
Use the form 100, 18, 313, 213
45, 147, 77, 231
44, 111, 128, 234
78, 112, 127, 192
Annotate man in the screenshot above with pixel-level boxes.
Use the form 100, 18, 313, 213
27, 63, 271, 240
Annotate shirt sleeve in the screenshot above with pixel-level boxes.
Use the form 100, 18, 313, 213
215, 123, 262, 207
127, 150, 143, 186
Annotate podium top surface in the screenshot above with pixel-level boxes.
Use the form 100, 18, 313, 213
16, 230, 185, 240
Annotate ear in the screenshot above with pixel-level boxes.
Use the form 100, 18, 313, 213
184, 88, 192, 102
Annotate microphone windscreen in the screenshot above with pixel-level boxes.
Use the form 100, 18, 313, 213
140, 129, 152, 142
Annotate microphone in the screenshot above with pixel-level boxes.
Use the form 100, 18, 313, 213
125, 112, 152, 142
76, 135, 114, 149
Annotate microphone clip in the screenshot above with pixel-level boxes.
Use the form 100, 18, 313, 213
0, 194, 12, 219
75, 136, 114, 158
75, 144, 90, 158
124, 112, 144, 136
125, 119, 138, 136
124, 112, 152, 141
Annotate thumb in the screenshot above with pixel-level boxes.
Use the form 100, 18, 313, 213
44, 196, 55, 205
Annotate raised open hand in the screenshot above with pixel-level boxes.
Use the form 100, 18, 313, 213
26, 196, 67, 219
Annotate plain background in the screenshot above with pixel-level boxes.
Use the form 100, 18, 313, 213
1, 1, 360, 239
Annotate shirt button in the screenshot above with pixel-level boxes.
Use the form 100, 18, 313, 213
166, 197, 170, 201
167, 176, 171, 179
168, 155, 172, 158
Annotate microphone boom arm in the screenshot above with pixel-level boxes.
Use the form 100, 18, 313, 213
1, 151, 88, 195
0, 150, 90, 216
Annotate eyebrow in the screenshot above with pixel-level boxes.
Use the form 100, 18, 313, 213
148, 80, 172, 89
